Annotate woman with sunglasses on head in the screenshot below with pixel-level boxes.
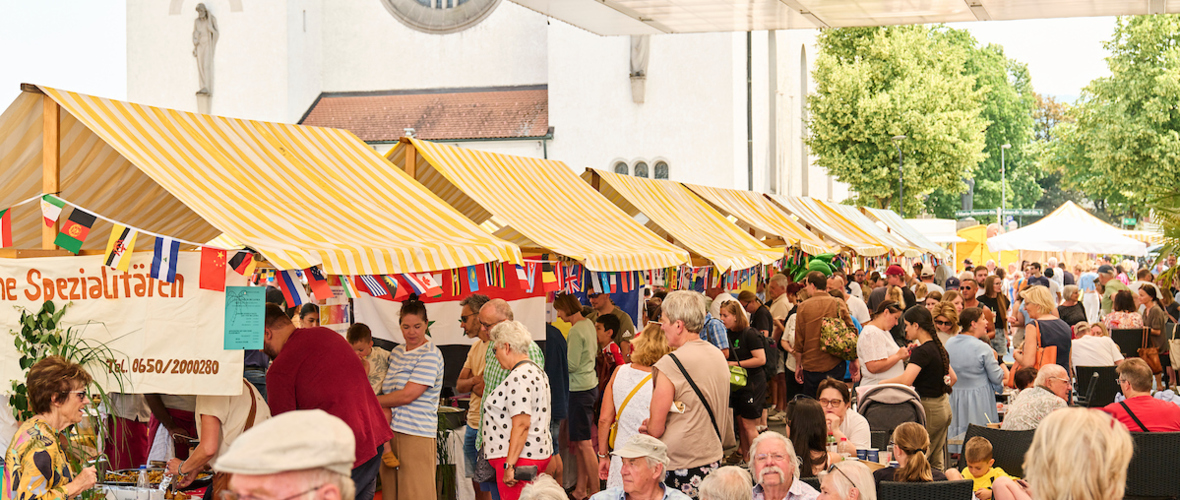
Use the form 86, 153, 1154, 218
880, 307, 956, 471
818, 460, 876, 500
4, 356, 98, 500
930, 302, 959, 345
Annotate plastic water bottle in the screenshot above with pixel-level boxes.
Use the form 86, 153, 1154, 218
136, 465, 148, 489
826, 433, 837, 455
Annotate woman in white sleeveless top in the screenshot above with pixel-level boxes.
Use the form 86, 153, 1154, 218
596, 324, 672, 489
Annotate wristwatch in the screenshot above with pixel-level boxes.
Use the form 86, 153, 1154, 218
504, 462, 515, 470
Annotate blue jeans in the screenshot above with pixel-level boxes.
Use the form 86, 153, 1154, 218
464, 425, 478, 479
244, 368, 267, 402
352, 451, 381, 500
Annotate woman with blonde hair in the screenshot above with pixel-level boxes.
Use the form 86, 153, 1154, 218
990, 408, 1133, 500
931, 302, 960, 345
887, 286, 906, 310
1016, 286, 1072, 374
596, 323, 672, 489
941, 290, 965, 313
871, 422, 962, 486
819, 461, 876, 500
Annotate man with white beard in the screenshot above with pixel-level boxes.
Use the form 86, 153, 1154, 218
749, 432, 818, 500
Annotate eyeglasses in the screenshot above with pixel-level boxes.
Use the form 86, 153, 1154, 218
754, 453, 789, 463
67, 390, 88, 401
480, 319, 506, 329
824, 463, 863, 494
817, 398, 844, 408
1051, 376, 1070, 383
220, 484, 326, 500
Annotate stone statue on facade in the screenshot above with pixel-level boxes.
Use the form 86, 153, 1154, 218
193, 3, 219, 96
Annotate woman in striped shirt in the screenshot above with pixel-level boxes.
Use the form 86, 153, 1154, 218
377, 296, 444, 500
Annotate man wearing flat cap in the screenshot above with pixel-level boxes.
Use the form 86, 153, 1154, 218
217, 410, 356, 500
590, 435, 692, 500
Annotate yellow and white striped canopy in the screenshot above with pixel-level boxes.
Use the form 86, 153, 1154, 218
768, 195, 889, 256
587, 169, 783, 272
1122, 230, 1164, 245
821, 202, 923, 257
389, 139, 689, 272
862, 207, 948, 257
0, 86, 521, 274
684, 183, 832, 256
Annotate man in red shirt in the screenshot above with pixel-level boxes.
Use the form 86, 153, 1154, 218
264, 304, 393, 500
1102, 358, 1180, 432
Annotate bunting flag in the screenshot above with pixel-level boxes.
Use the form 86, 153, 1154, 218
515, 265, 528, 284
0, 208, 11, 248
152, 236, 180, 283
359, 275, 390, 298
404, 273, 443, 298
467, 266, 480, 292
102, 224, 138, 272
54, 208, 96, 254
590, 272, 603, 294
338, 275, 360, 299
383, 275, 410, 300
549, 261, 564, 292
199, 246, 227, 291
610, 273, 618, 293
620, 271, 630, 293
564, 264, 581, 294
40, 195, 65, 227
541, 261, 558, 288
276, 269, 308, 307
450, 269, 462, 296
305, 267, 333, 301
526, 262, 538, 293
229, 251, 257, 276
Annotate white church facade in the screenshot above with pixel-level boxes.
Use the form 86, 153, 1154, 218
126, 0, 849, 200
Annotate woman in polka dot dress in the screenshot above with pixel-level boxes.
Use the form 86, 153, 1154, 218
482, 320, 553, 500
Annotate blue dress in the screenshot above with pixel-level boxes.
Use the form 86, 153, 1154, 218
946, 334, 1004, 453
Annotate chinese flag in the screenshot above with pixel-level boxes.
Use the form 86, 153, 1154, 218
200, 246, 227, 291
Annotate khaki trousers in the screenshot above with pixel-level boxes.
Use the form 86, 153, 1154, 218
921, 394, 951, 471
379, 432, 436, 500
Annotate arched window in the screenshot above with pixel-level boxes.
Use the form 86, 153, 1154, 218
614, 162, 629, 175
634, 162, 649, 178
379, 0, 500, 34
654, 161, 669, 179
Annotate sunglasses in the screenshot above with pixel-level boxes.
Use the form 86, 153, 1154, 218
459, 314, 474, 324
825, 463, 862, 494
934, 320, 953, 327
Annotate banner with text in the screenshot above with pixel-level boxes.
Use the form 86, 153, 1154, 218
0, 252, 246, 396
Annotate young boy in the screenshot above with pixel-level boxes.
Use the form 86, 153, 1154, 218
347, 323, 389, 394
961, 436, 1015, 499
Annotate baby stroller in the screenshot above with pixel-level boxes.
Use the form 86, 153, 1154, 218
857, 384, 926, 442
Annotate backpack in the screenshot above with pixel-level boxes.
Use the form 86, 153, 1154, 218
820, 316, 858, 360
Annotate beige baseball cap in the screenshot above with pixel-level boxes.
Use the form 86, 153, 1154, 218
611, 434, 669, 465
214, 409, 355, 476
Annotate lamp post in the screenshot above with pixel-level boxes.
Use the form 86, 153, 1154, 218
1001, 143, 1011, 225
892, 135, 906, 216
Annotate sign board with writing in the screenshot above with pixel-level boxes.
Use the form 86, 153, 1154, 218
224, 286, 265, 349
1123, 218, 1137, 226
0, 252, 246, 396
955, 208, 1043, 217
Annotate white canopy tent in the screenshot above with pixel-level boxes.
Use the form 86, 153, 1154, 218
986, 201, 1148, 256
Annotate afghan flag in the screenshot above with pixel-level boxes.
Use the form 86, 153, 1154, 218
199, 246, 227, 291
103, 224, 138, 272
41, 195, 65, 227
229, 251, 256, 276
54, 209, 96, 254
276, 269, 309, 307
305, 267, 333, 301
0, 208, 11, 248
152, 236, 180, 283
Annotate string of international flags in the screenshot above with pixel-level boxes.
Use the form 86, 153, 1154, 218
2, 194, 938, 308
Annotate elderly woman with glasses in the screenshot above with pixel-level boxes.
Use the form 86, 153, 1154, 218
484, 320, 553, 500
818, 461, 876, 500
748, 431, 819, 500
3, 356, 98, 500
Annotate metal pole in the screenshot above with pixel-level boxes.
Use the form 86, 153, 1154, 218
898, 147, 904, 216
1001, 143, 1010, 226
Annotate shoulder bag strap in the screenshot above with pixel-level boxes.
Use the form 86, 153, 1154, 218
669, 353, 722, 441
613, 373, 653, 426
1119, 401, 1149, 432
242, 380, 259, 432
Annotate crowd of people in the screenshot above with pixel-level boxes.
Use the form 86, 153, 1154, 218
4, 254, 1179, 500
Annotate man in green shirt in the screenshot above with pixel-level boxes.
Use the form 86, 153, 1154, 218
1098, 265, 1128, 316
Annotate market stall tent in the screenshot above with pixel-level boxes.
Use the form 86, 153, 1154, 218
0, 86, 521, 274
684, 183, 833, 257
986, 201, 1148, 256
822, 202, 922, 257
957, 224, 1019, 271
863, 208, 948, 258
586, 169, 784, 272
387, 138, 689, 271
768, 196, 889, 256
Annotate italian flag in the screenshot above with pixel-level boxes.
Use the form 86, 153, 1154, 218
41, 194, 65, 227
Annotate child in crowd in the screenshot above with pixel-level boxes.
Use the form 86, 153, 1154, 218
1013, 367, 1037, 393
961, 436, 1015, 499
347, 323, 390, 394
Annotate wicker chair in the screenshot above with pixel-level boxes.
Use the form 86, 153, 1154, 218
870, 430, 889, 452
1074, 365, 1119, 408
1111, 328, 1147, 359
878, 480, 973, 500
952, 424, 1035, 478
1125, 431, 1180, 499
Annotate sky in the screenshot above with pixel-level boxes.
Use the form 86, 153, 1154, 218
0, 2, 1115, 109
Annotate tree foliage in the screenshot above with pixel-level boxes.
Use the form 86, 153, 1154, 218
1047, 15, 1180, 219
807, 26, 989, 216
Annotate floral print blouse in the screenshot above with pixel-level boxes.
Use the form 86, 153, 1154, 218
3, 417, 73, 500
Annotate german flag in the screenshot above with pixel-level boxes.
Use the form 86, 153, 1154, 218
229, 250, 256, 276
54, 209, 97, 254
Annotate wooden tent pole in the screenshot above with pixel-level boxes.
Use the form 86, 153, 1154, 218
401, 137, 417, 179
42, 94, 60, 250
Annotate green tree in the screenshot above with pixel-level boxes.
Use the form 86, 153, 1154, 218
1048, 15, 1180, 219
807, 26, 988, 216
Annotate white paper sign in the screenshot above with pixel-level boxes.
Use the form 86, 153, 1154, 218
0, 252, 246, 396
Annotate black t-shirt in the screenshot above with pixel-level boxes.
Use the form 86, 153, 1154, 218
728, 327, 767, 395
750, 305, 773, 336
1027, 276, 1051, 289
873, 466, 947, 487
909, 340, 948, 398
1058, 303, 1087, 327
